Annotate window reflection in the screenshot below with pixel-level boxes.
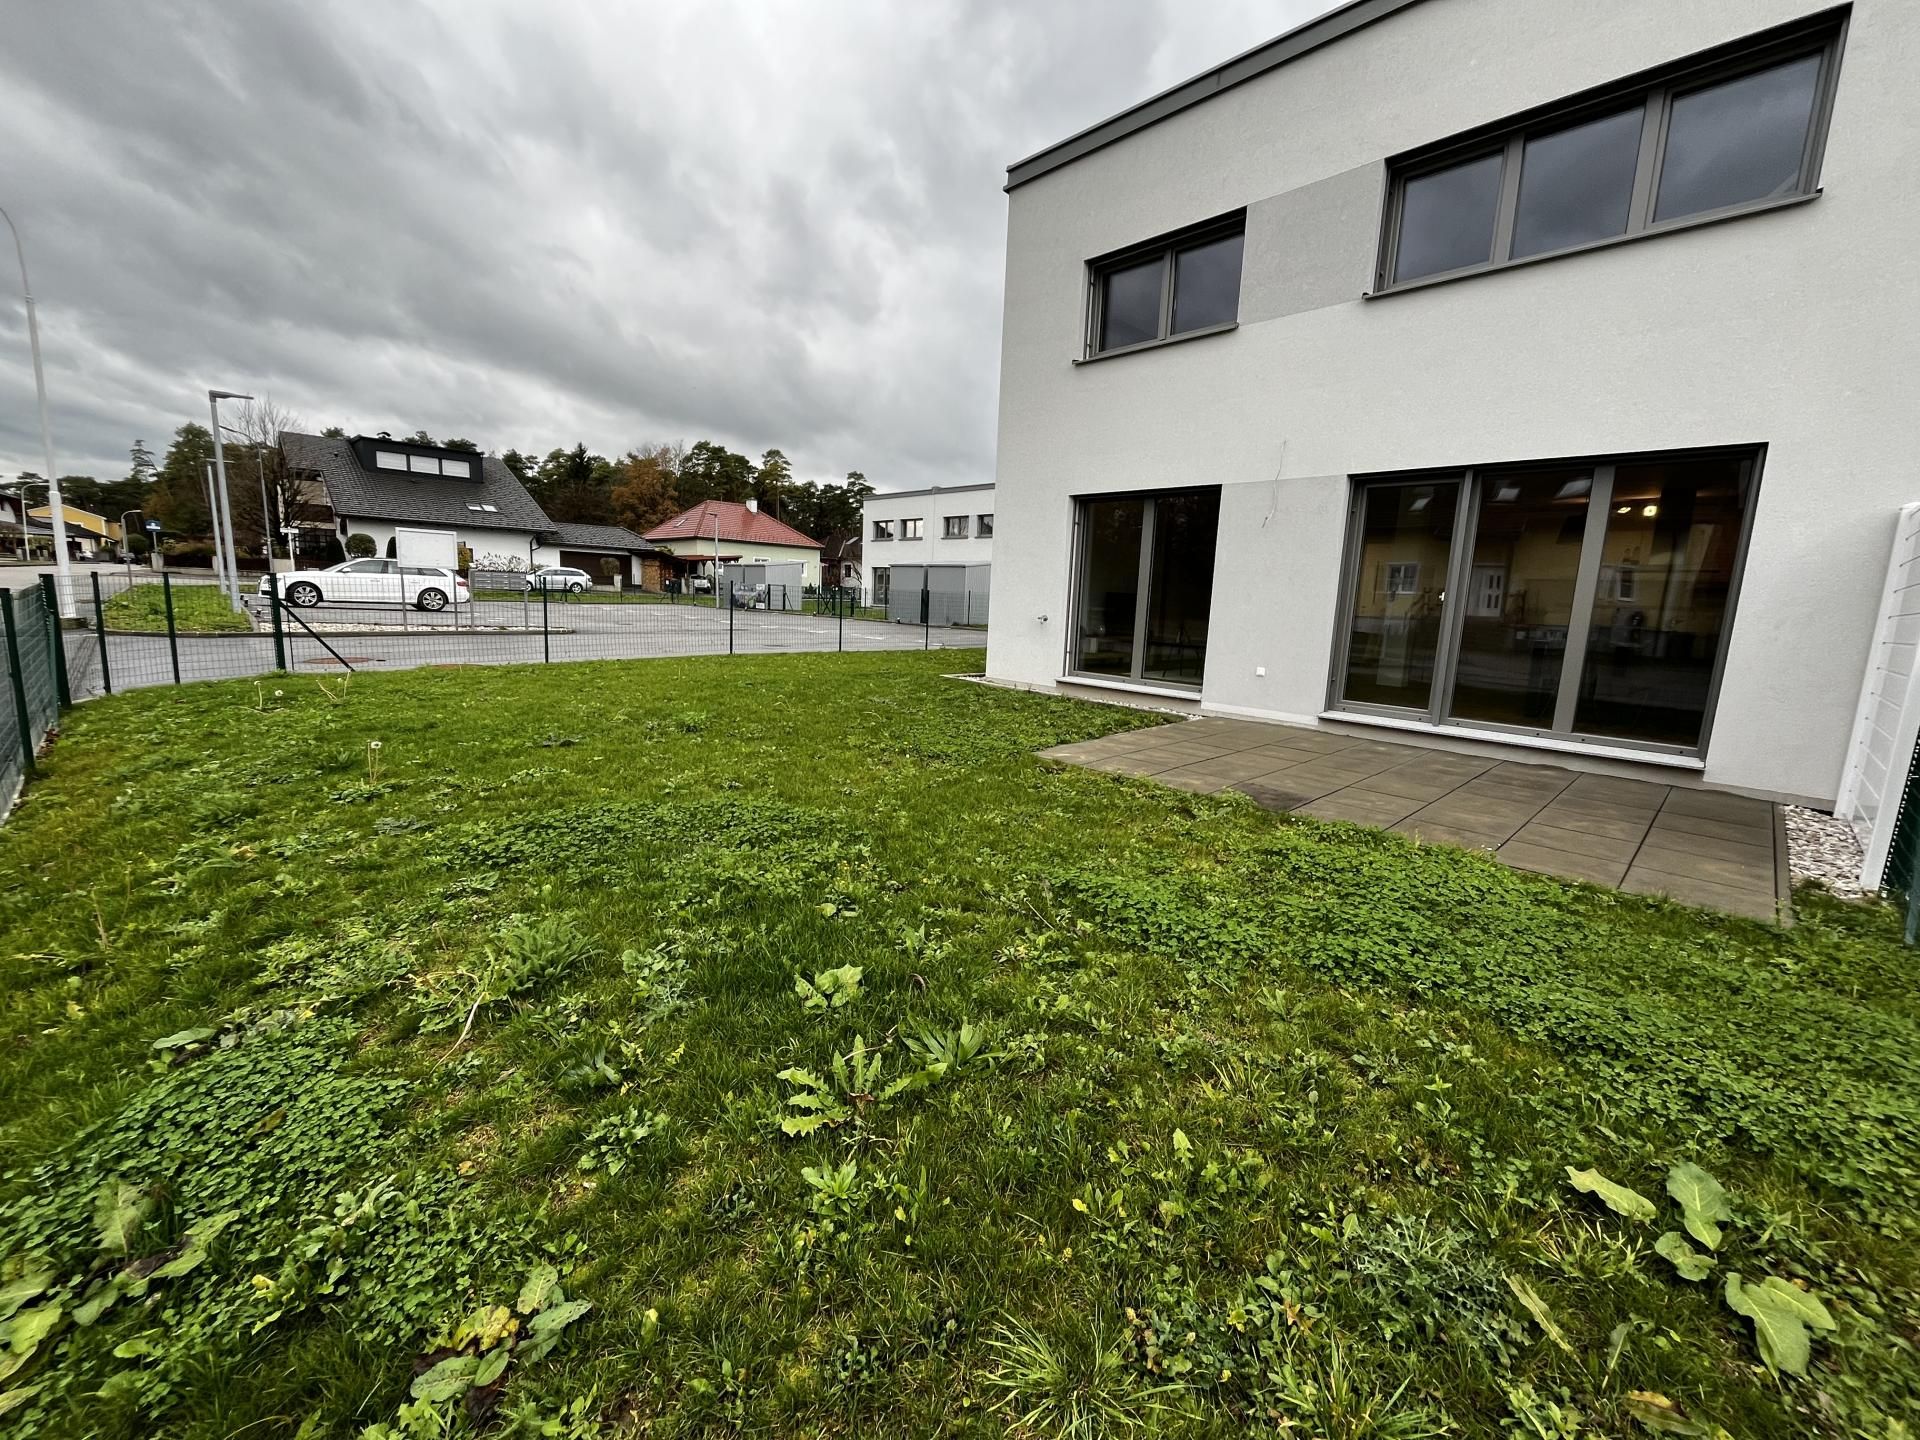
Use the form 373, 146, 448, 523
1447, 470, 1593, 728
1572, 457, 1748, 745
1076, 499, 1144, 676
1341, 481, 1458, 709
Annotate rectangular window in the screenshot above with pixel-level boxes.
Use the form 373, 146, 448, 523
1071, 489, 1220, 689
1379, 15, 1842, 290
1330, 448, 1758, 755
942, 515, 969, 539
374, 451, 407, 470
441, 458, 472, 478
872, 519, 895, 541
901, 518, 923, 540
1087, 212, 1245, 357
408, 455, 440, 474
977, 513, 994, 538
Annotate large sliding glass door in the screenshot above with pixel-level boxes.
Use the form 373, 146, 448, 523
1331, 450, 1756, 754
1073, 488, 1221, 689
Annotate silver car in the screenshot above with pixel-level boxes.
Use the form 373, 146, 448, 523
525, 566, 592, 594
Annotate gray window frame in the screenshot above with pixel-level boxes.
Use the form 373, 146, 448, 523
1373, 11, 1846, 294
977, 513, 994, 538
942, 515, 970, 539
872, 519, 895, 542
900, 517, 924, 541
1065, 487, 1220, 692
1324, 445, 1764, 759
1082, 210, 1246, 361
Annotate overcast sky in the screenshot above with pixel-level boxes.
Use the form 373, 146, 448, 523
0, 0, 1321, 494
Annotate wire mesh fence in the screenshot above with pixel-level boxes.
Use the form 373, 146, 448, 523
1, 581, 63, 816
45, 568, 987, 705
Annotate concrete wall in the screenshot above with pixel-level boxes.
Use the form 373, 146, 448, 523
864, 486, 996, 573
987, 0, 1920, 805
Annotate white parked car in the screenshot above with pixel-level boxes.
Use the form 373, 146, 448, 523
264, 559, 471, 611
524, 566, 593, 594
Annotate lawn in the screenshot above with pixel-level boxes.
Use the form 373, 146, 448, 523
0, 650, 1914, 1438
100, 582, 252, 634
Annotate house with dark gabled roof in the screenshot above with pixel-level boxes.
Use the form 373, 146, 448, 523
531, 521, 667, 589
282, 431, 555, 569
644, 499, 824, 588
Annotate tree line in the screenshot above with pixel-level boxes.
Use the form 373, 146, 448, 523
19, 410, 875, 568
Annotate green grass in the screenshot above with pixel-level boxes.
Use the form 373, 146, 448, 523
0, 650, 1914, 1438
100, 583, 252, 633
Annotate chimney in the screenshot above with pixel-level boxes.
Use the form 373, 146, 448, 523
746, 499, 759, 513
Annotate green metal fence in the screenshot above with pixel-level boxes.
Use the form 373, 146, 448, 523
0, 582, 62, 817
1880, 738, 1920, 941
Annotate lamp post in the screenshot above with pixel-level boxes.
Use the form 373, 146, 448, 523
221, 423, 274, 569
207, 389, 251, 606
0, 204, 75, 617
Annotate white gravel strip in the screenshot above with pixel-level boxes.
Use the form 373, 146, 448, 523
1783, 805, 1870, 899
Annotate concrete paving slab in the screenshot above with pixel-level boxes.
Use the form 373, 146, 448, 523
1500, 839, 1631, 888
1042, 712, 1787, 922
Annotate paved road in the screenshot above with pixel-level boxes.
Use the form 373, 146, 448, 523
69, 595, 983, 699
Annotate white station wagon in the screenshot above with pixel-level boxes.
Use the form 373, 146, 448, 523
264, 559, 472, 611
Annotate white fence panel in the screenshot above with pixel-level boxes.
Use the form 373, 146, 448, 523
1836, 501, 1920, 888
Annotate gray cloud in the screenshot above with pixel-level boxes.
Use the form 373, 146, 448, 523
0, 0, 1320, 489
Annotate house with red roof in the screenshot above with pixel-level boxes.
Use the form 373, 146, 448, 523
643, 499, 824, 590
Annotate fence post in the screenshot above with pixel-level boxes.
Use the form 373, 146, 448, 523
266, 574, 287, 672
924, 587, 931, 650
1, 591, 35, 777
838, 592, 844, 653
161, 574, 182, 683
38, 576, 70, 709
541, 582, 551, 663
90, 572, 113, 695
727, 583, 735, 655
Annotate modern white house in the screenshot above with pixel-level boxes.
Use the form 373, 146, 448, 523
986, 0, 1918, 809
863, 483, 994, 618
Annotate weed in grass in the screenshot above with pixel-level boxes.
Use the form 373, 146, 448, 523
0, 650, 1914, 1437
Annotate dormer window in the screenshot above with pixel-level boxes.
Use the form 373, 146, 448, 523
375, 451, 407, 470
442, 459, 471, 478
409, 455, 438, 474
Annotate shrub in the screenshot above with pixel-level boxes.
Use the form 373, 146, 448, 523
474, 553, 528, 573
345, 533, 376, 558
124, 534, 150, 558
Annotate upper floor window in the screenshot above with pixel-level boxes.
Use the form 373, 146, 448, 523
901, 518, 924, 540
1087, 211, 1245, 357
375, 451, 407, 470
1379, 14, 1842, 291
872, 519, 895, 541
942, 515, 969, 539
977, 513, 994, 538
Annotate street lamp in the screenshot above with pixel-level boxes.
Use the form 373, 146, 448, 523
0, 204, 76, 617
207, 389, 252, 606
221, 422, 274, 569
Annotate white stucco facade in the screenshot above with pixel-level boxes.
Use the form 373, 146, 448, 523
986, 0, 1920, 806
649, 538, 822, 588
336, 517, 542, 568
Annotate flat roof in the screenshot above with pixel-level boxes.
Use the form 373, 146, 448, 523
866, 483, 995, 501
1004, 0, 1424, 191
